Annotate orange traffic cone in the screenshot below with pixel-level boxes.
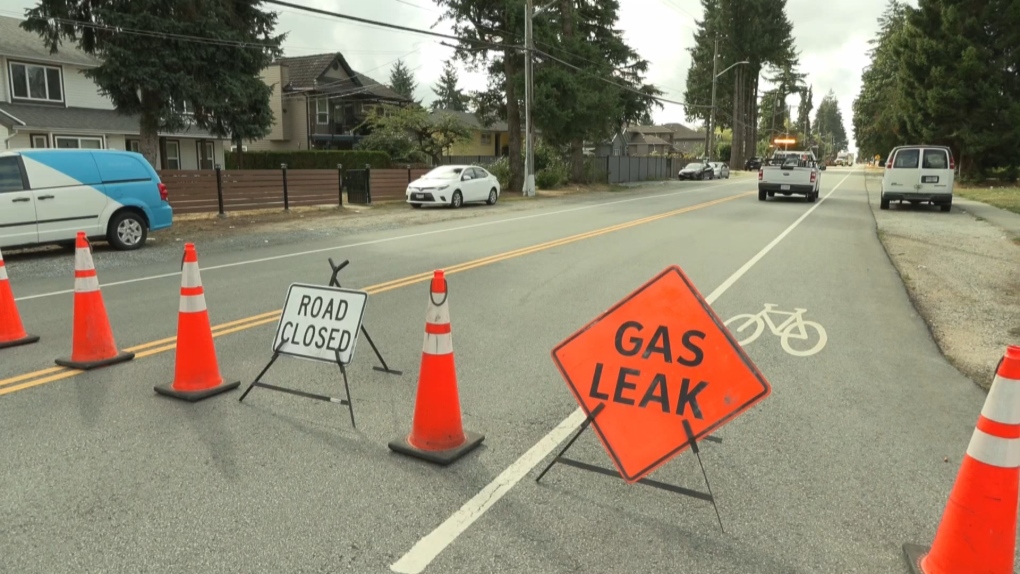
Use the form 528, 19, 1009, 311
154, 243, 239, 401
55, 232, 134, 370
388, 270, 484, 465
0, 246, 39, 350
904, 344, 1020, 574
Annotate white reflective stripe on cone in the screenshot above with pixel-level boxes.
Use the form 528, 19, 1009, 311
181, 262, 202, 289
966, 428, 1020, 468
983, 374, 1020, 425
0, 265, 7, 282
422, 332, 453, 356
74, 275, 100, 293
180, 293, 208, 314
75, 247, 95, 271
426, 296, 450, 325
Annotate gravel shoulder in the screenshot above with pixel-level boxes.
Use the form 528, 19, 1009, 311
865, 168, 1020, 389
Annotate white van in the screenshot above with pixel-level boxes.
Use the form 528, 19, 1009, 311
0, 149, 173, 251
880, 145, 956, 212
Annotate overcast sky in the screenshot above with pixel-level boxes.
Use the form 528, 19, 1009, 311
6, 0, 907, 152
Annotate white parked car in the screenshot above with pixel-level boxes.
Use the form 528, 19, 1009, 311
880, 145, 955, 212
709, 162, 730, 179
406, 165, 501, 208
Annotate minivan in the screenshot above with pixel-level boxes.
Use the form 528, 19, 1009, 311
880, 145, 956, 212
0, 149, 172, 251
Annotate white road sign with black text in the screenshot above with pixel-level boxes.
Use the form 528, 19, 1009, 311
273, 283, 368, 365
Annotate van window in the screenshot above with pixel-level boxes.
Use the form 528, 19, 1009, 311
93, 153, 152, 183
922, 149, 948, 169
0, 157, 26, 193
893, 149, 920, 169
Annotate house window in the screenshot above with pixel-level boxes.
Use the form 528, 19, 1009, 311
316, 99, 329, 125
54, 136, 103, 149
480, 133, 492, 145
165, 141, 181, 170
169, 98, 192, 116
9, 61, 63, 103
126, 139, 141, 153
197, 141, 214, 170
31, 134, 49, 148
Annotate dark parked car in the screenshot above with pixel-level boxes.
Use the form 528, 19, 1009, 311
744, 156, 763, 171
679, 162, 715, 180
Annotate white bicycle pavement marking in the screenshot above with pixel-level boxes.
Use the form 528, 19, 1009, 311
388, 170, 858, 574
723, 304, 828, 357
14, 179, 749, 302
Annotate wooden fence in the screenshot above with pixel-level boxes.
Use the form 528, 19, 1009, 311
160, 166, 431, 214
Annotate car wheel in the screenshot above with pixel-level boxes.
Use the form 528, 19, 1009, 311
451, 191, 463, 208
107, 210, 148, 251
486, 188, 498, 205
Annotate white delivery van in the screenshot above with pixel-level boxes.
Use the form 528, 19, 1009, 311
880, 145, 956, 212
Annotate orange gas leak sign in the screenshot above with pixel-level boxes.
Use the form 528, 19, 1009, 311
551, 265, 771, 484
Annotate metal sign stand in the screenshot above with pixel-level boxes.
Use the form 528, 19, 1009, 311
328, 258, 402, 376
535, 403, 726, 533
239, 345, 357, 428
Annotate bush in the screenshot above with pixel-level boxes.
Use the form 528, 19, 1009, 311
536, 158, 569, 189
225, 150, 391, 172
484, 156, 511, 190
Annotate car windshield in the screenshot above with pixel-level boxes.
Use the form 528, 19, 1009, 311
424, 166, 464, 180
687, 163, 703, 169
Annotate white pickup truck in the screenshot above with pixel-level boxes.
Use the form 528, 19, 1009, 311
758, 150, 822, 203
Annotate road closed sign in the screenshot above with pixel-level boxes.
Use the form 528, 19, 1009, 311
273, 283, 368, 365
551, 265, 771, 484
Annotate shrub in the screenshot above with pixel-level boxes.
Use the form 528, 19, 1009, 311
225, 150, 391, 172
484, 156, 511, 189
536, 158, 569, 189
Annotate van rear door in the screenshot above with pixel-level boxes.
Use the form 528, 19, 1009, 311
0, 155, 39, 248
918, 147, 954, 196
20, 151, 108, 243
885, 147, 921, 193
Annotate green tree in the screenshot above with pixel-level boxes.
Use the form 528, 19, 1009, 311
431, 59, 469, 112
434, 0, 525, 192
795, 85, 813, 140
532, 0, 661, 181
389, 59, 419, 103
813, 90, 848, 161
21, 0, 284, 167
852, 0, 910, 161
359, 106, 470, 165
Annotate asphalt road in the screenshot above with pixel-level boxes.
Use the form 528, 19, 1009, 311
0, 169, 1004, 573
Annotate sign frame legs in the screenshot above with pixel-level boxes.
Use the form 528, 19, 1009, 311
535, 403, 726, 534
328, 258, 402, 376
238, 345, 358, 429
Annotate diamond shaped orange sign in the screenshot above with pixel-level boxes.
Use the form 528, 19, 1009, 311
551, 265, 771, 484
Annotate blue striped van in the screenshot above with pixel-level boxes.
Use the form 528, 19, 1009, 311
0, 149, 172, 251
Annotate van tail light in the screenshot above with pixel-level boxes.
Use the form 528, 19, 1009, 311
158, 182, 168, 202
886, 157, 893, 169
949, 153, 956, 171
757, 168, 763, 181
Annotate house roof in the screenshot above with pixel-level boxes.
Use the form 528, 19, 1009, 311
0, 15, 101, 67
274, 52, 409, 102
430, 109, 510, 132
662, 122, 704, 140
628, 133, 672, 146
627, 125, 675, 135
0, 102, 223, 138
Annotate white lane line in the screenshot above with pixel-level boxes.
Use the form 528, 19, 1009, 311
389, 170, 857, 574
14, 180, 748, 302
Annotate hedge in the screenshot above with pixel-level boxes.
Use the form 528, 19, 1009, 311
225, 150, 392, 171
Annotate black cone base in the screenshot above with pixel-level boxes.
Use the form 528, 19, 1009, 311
388, 430, 485, 466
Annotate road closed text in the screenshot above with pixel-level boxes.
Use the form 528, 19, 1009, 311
279, 293, 354, 354
588, 320, 710, 419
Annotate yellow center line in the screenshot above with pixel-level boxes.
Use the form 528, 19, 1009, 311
0, 191, 751, 396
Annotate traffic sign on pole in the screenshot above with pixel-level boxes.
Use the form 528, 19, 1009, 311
550, 265, 772, 484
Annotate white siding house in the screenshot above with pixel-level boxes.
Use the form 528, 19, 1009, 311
0, 15, 229, 171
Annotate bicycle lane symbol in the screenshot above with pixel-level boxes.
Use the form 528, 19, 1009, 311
723, 304, 828, 357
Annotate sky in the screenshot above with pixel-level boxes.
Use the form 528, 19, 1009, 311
4, 0, 907, 153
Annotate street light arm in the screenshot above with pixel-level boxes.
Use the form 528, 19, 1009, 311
715, 60, 750, 79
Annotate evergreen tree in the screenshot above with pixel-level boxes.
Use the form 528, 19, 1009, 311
813, 90, 848, 161
21, 0, 284, 167
389, 59, 420, 103
795, 85, 813, 140
431, 59, 469, 112
852, 0, 910, 161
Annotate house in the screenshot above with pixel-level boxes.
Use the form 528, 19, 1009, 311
248, 52, 412, 152
661, 123, 708, 156
592, 124, 705, 157
0, 15, 229, 170
430, 109, 518, 158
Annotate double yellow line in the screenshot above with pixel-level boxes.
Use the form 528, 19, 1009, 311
0, 191, 752, 396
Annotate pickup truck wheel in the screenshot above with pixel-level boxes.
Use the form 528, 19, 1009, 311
880, 196, 890, 210
808, 192, 817, 203
758, 189, 767, 201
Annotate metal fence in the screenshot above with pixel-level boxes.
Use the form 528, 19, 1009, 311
602, 156, 690, 184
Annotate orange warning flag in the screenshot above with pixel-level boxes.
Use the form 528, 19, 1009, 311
551, 265, 771, 484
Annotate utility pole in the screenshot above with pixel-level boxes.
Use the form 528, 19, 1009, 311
707, 37, 719, 162
523, 0, 536, 197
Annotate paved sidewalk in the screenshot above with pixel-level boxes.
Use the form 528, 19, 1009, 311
954, 196, 1020, 237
